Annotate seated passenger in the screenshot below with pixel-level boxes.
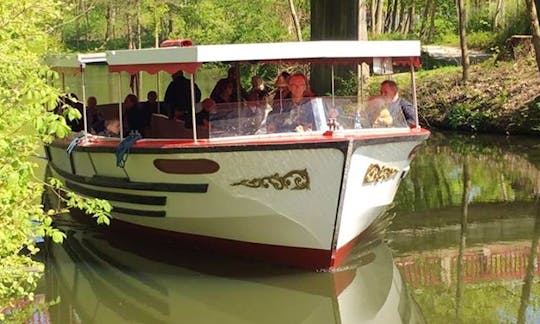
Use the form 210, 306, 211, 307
271, 71, 290, 114
124, 94, 151, 136
98, 119, 121, 137
210, 80, 238, 121
367, 96, 393, 127
196, 98, 216, 128
210, 67, 248, 103
86, 96, 105, 134
241, 93, 265, 134
248, 76, 270, 101
143, 90, 159, 115
266, 73, 316, 133
378, 80, 416, 127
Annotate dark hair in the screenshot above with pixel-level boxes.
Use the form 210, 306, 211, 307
214, 79, 233, 95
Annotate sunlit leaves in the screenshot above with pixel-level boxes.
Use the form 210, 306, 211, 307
0, 0, 110, 314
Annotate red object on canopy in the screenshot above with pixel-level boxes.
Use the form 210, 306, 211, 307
160, 39, 193, 48
108, 62, 202, 75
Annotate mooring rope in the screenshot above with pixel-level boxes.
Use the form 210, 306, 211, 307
66, 133, 86, 155
116, 132, 142, 168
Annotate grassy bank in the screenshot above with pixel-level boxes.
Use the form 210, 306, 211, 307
392, 55, 540, 135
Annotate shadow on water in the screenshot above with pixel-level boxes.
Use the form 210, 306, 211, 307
40, 209, 425, 324
389, 131, 540, 323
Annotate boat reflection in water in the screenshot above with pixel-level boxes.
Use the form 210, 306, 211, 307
45, 215, 424, 324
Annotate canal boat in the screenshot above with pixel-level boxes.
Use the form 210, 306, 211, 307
46, 40, 430, 269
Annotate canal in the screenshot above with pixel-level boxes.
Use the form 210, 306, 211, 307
36, 131, 539, 323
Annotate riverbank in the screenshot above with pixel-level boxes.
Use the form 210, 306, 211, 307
411, 55, 540, 135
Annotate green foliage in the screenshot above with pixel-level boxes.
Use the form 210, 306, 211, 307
467, 6, 493, 32
0, 0, 111, 319
61, 0, 311, 50
467, 31, 496, 50
447, 103, 492, 131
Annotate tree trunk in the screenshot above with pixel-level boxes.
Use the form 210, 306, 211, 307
358, 0, 370, 102
105, 2, 113, 42
391, 0, 399, 32
112, 2, 116, 40
420, 0, 432, 37
493, 0, 503, 31
457, 0, 470, 82
525, 0, 540, 76
154, 4, 160, 47
385, 0, 394, 32
288, 0, 303, 41
137, 0, 142, 49
408, 0, 416, 33
127, 10, 134, 49
83, 0, 90, 44
398, 0, 407, 33
427, 0, 437, 42
375, 0, 385, 34
371, 0, 377, 32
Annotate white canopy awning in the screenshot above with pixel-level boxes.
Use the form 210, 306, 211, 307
106, 40, 421, 75
45, 53, 107, 74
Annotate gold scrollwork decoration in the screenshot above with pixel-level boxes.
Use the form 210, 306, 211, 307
363, 163, 399, 184
231, 169, 310, 191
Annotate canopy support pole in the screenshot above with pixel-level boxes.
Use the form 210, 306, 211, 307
410, 58, 419, 129
156, 72, 161, 114
331, 65, 335, 108
190, 73, 198, 143
81, 64, 88, 136
118, 73, 124, 139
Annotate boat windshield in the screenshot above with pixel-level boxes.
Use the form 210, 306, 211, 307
202, 96, 409, 139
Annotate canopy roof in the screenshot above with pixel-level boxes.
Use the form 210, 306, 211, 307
106, 40, 421, 75
45, 53, 107, 74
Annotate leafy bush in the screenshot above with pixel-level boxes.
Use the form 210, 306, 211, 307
447, 103, 492, 131
467, 31, 496, 50
467, 7, 493, 32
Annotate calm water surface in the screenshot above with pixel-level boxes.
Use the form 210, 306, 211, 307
39, 132, 540, 323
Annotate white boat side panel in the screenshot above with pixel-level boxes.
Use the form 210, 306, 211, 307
91, 152, 129, 178
336, 140, 420, 248
117, 148, 345, 249
51, 147, 345, 250
72, 152, 96, 177
49, 146, 72, 174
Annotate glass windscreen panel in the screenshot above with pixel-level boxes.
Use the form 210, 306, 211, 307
206, 96, 409, 139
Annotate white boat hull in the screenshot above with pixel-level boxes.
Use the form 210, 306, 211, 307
47, 130, 429, 269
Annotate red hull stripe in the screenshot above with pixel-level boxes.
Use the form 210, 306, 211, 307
109, 218, 334, 270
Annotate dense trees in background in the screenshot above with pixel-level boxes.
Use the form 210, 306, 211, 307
59, 0, 530, 52
61, 0, 310, 49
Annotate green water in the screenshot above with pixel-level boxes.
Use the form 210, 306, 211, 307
37, 131, 540, 323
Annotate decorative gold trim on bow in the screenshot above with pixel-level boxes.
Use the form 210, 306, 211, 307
363, 164, 399, 184
232, 169, 310, 191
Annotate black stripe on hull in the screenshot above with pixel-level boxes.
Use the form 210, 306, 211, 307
51, 164, 208, 193
66, 180, 167, 206
113, 206, 166, 217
